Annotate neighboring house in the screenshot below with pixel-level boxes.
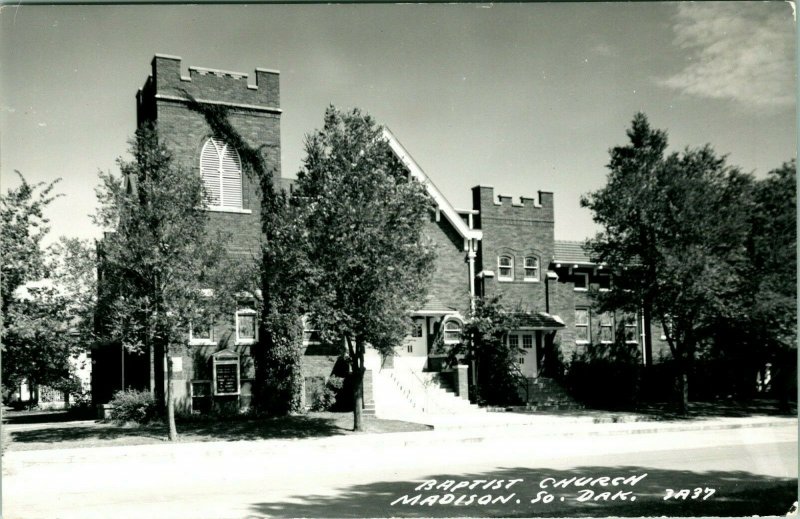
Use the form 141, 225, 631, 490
92, 55, 669, 412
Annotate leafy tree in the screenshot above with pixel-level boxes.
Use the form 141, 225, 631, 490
446, 296, 524, 406
2, 285, 77, 402
749, 159, 796, 351
747, 160, 796, 406
581, 113, 752, 413
295, 107, 436, 430
47, 237, 98, 348
1, 172, 61, 317
0, 172, 69, 400
95, 125, 231, 440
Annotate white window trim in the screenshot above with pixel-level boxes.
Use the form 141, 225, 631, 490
200, 137, 245, 211
573, 272, 589, 292
523, 256, 540, 282
575, 309, 590, 344
443, 318, 463, 344
201, 206, 252, 215
235, 308, 258, 345
498, 255, 514, 282
188, 321, 215, 346
599, 314, 614, 344
624, 323, 639, 344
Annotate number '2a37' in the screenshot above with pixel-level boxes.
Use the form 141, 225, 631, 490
663, 488, 715, 500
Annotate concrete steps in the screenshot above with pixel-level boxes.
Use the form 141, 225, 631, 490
373, 367, 483, 420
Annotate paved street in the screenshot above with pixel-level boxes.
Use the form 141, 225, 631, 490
3, 422, 797, 518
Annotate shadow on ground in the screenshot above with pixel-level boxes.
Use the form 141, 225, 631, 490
10, 416, 345, 445
508, 398, 798, 422
249, 465, 798, 518
8, 414, 429, 449
3, 410, 91, 425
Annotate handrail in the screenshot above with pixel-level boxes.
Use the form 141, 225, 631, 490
388, 363, 448, 413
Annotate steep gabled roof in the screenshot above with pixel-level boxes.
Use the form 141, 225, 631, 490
382, 128, 482, 242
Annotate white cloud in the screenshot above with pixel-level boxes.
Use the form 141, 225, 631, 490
660, 2, 795, 109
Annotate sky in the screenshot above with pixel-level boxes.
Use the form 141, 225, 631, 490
1, 2, 796, 245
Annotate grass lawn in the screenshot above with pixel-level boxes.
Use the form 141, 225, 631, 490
5, 411, 431, 452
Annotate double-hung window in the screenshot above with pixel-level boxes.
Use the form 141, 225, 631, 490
575, 309, 590, 343
524, 256, 539, 281
498, 256, 513, 281
598, 313, 614, 343
235, 307, 257, 344
189, 321, 214, 345
624, 319, 638, 344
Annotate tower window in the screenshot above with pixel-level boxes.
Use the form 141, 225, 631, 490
200, 137, 243, 209
498, 255, 513, 281
524, 256, 539, 281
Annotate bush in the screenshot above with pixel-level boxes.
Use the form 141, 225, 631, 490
310, 376, 344, 412
108, 389, 156, 424
564, 341, 642, 410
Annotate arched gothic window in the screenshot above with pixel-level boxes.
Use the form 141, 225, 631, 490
200, 137, 243, 209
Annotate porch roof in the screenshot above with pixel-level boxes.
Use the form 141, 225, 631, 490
553, 240, 597, 265
411, 294, 459, 316
514, 312, 566, 329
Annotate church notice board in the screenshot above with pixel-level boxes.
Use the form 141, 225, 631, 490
212, 351, 240, 396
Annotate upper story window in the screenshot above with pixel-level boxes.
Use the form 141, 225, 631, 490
498, 255, 514, 281
189, 321, 214, 345
573, 272, 589, 291
235, 307, 257, 344
524, 256, 540, 282
443, 320, 463, 344
200, 137, 243, 210
596, 273, 611, 291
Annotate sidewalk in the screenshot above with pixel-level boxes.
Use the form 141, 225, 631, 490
4, 413, 795, 470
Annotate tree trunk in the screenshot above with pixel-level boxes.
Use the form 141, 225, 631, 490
352, 338, 365, 432
166, 349, 178, 441
676, 365, 689, 415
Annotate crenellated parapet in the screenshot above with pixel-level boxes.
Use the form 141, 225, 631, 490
139, 54, 280, 114
471, 185, 554, 224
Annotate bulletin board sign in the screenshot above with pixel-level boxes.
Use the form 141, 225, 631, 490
212, 350, 240, 396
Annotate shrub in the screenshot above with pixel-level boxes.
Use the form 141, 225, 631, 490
108, 389, 156, 424
564, 341, 642, 410
310, 376, 344, 412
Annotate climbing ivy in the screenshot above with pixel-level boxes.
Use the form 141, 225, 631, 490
186, 98, 307, 415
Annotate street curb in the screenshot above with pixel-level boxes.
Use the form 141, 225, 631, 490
4, 416, 796, 470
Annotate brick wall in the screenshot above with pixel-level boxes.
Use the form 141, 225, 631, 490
472, 186, 554, 311
424, 214, 471, 315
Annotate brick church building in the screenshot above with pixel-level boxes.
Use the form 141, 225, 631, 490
92, 55, 670, 413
